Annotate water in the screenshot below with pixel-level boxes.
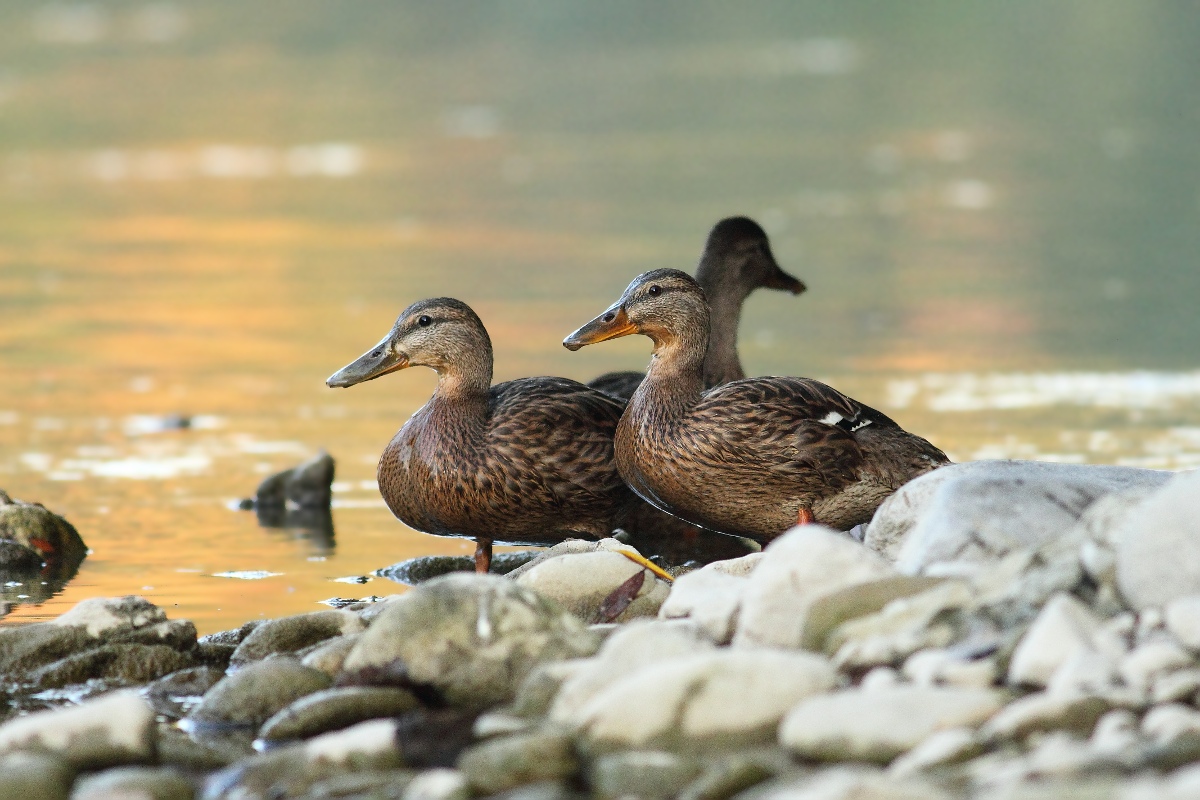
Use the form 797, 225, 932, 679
1, 2, 1198, 632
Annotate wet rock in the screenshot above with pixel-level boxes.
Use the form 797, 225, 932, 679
828, 581, 972, 670
190, 656, 332, 728
658, 553, 763, 644
1115, 470, 1200, 609
402, 768, 470, 800
0, 489, 87, 565
340, 573, 599, 709
457, 728, 578, 794
24, 642, 194, 690
981, 691, 1113, 742
548, 619, 715, 724
1008, 593, 1127, 688
514, 550, 671, 623
251, 451, 335, 510
779, 686, 1003, 763
229, 609, 364, 666
734, 525, 936, 651
575, 650, 837, 753
142, 666, 225, 720
864, 460, 1171, 572
377, 551, 540, 584
259, 686, 421, 741
72, 766, 195, 800
0, 750, 74, 800
0, 538, 44, 571
0, 690, 155, 769
300, 632, 362, 677
587, 751, 702, 799
198, 621, 260, 647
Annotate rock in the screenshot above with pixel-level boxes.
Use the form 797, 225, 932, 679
1007, 593, 1127, 688
189, 656, 332, 728
377, 551, 540, 584
1152, 668, 1200, 705
72, 766, 194, 800
402, 768, 470, 800
300, 633, 361, 677
902, 648, 997, 689
0, 750, 74, 800
259, 686, 421, 741
142, 666, 225, 719
741, 767, 953, 800
1118, 641, 1194, 695
340, 573, 599, 709
504, 538, 638, 581
0, 489, 87, 566
252, 451, 335, 510
734, 526, 937, 651
828, 581, 972, 670
864, 460, 1171, 572
587, 751, 702, 799
514, 550, 671, 623
24, 642, 194, 690
575, 650, 836, 753
304, 770, 417, 799
0, 690, 155, 769
508, 661, 587, 719
981, 691, 1113, 742
229, 610, 364, 666
457, 728, 578, 794
0, 539, 44, 571
779, 686, 1003, 763
1116, 470, 1200, 609
888, 727, 981, 776
1165, 596, 1200, 652
675, 750, 792, 800
548, 619, 715, 724
1142, 703, 1200, 744
394, 709, 480, 769
657, 553, 763, 644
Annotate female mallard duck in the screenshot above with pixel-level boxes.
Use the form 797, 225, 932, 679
327, 298, 645, 573
563, 270, 950, 539
587, 216, 805, 400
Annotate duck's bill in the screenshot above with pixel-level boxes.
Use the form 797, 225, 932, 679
563, 305, 636, 351
326, 337, 409, 388
764, 265, 807, 295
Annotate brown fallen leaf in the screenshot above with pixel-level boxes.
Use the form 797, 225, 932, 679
598, 568, 646, 623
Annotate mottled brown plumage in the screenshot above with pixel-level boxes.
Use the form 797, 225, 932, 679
565, 270, 950, 541
328, 298, 639, 571
588, 216, 805, 401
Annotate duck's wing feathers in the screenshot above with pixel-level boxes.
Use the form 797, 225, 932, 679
487, 378, 628, 505
684, 377, 893, 488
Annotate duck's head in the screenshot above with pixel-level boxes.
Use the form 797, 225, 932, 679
696, 216, 805, 298
327, 297, 492, 388
564, 269, 707, 351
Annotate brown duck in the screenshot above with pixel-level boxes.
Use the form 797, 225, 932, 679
328, 298, 646, 573
564, 269, 950, 539
587, 216, 805, 400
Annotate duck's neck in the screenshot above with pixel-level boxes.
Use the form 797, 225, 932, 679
632, 318, 709, 423
700, 289, 746, 387
428, 354, 493, 424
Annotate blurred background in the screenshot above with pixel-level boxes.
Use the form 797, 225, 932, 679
1, 1, 1198, 631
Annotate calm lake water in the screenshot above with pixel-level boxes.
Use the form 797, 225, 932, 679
2, 2, 1199, 632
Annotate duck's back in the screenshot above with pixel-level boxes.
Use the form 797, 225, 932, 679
379, 377, 635, 546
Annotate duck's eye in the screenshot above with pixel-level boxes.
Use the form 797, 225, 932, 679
648, 285, 661, 297
417, 315, 432, 327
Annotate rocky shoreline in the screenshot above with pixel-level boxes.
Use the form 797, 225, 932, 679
3, 459, 1200, 799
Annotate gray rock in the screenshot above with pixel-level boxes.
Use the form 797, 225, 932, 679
864, 460, 1171, 572
0, 750, 74, 800
1165, 595, 1200, 652
0, 489, 87, 564
0, 538, 44, 571
548, 619, 715, 724
142, 666, 225, 720
902, 649, 997, 689
1152, 668, 1200, 705
779, 686, 1003, 763
340, 573, 599, 709
72, 766, 194, 800
888, 727, 981, 776
575, 649, 836, 753
1008, 593, 1127, 688
1142, 703, 1200, 745
658, 553, 763, 644
828, 581, 972, 670
304, 769, 418, 799
734, 526, 935, 651
300, 633, 361, 677
402, 768, 470, 800
259, 686, 421, 741
253, 451, 335, 510
981, 691, 1114, 742
738, 767, 953, 800
0, 690, 155, 769
229, 610, 364, 666
25, 643, 194, 690
457, 728, 578, 794
587, 751, 702, 799
675, 749, 792, 800
514, 550, 671, 623
1118, 640, 1194, 696
190, 656, 332, 728
377, 551, 539, 584
504, 538, 632, 581
1117, 470, 1200, 609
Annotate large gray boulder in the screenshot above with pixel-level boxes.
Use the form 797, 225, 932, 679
864, 460, 1172, 573
1115, 470, 1200, 610
340, 573, 599, 708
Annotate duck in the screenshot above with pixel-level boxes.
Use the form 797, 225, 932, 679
328, 297, 656, 574
587, 216, 805, 400
563, 269, 950, 539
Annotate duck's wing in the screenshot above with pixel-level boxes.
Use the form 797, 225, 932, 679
487, 378, 628, 505
684, 376, 890, 489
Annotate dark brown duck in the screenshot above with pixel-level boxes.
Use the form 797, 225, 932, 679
564, 270, 950, 539
328, 298, 641, 572
588, 216, 805, 400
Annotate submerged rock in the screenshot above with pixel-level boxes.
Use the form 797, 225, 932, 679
250, 451, 336, 510
339, 573, 599, 708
